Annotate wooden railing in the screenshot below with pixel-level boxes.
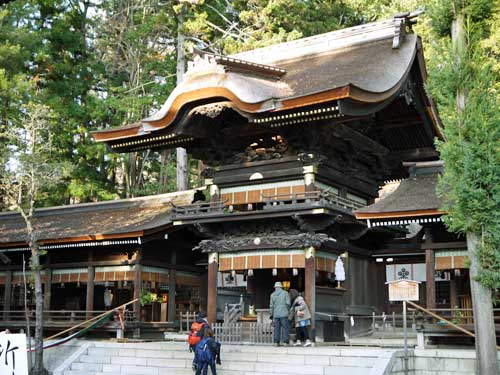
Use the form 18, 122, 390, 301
213, 322, 273, 344
262, 190, 321, 208
321, 190, 366, 210
171, 189, 366, 218
263, 190, 366, 211
1, 309, 136, 327
223, 295, 244, 324
171, 200, 227, 217
179, 311, 198, 333
362, 308, 500, 335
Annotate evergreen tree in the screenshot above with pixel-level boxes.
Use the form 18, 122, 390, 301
426, 1, 500, 373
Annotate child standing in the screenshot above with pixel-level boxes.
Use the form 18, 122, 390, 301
194, 328, 221, 375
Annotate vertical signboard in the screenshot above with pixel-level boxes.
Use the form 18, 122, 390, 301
386, 280, 421, 375
0, 334, 29, 375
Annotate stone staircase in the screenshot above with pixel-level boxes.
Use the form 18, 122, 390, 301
55, 341, 396, 375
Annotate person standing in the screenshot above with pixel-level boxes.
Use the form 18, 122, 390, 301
189, 311, 210, 371
194, 328, 221, 375
288, 289, 312, 347
269, 281, 290, 346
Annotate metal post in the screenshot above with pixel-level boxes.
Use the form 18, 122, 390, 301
403, 300, 408, 375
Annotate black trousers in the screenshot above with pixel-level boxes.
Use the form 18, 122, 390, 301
296, 325, 309, 341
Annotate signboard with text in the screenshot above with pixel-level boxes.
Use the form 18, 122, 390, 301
386, 279, 420, 301
0, 334, 29, 375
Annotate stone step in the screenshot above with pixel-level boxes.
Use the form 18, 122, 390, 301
71, 362, 103, 371
64, 371, 93, 375
77, 351, 379, 365
66, 341, 385, 375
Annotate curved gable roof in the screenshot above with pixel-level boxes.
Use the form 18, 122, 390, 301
93, 15, 440, 144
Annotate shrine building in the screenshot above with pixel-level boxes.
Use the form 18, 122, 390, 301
0, 14, 471, 341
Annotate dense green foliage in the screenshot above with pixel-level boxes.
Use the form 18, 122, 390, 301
426, 0, 500, 296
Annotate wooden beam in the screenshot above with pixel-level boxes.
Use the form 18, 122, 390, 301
420, 241, 467, 250
390, 147, 439, 162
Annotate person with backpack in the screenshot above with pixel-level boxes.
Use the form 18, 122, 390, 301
188, 311, 210, 370
288, 289, 312, 347
194, 328, 221, 375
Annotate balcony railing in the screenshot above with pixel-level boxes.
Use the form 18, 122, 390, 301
171, 200, 227, 216
171, 190, 366, 219
263, 190, 365, 211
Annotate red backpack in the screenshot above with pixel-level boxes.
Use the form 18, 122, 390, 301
188, 321, 206, 347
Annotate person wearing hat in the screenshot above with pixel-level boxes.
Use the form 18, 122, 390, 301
269, 281, 291, 346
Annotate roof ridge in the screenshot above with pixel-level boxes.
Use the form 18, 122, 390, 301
230, 19, 397, 66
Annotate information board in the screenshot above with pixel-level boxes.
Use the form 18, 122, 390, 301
386, 279, 420, 301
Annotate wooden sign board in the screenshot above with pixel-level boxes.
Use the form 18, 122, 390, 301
0, 333, 29, 375
386, 279, 420, 301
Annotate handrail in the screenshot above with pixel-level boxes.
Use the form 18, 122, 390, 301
44, 298, 138, 341
407, 300, 500, 350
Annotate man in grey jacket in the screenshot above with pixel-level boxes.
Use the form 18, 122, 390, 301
269, 281, 291, 346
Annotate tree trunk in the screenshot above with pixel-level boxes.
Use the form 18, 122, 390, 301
452, 10, 499, 375
176, 4, 188, 191
467, 233, 499, 375
30, 237, 47, 375
159, 149, 171, 192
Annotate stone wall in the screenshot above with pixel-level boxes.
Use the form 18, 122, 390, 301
387, 348, 500, 375
42, 340, 85, 372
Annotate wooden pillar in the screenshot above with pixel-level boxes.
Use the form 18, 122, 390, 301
207, 252, 218, 325
168, 251, 176, 322
425, 249, 435, 310
3, 270, 12, 321
424, 227, 435, 310
450, 274, 458, 309
304, 247, 316, 339
86, 265, 95, 319
44, 268, 52, 310
133, 248, 142, 321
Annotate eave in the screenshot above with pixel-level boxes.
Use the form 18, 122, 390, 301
355, 208, 445, 220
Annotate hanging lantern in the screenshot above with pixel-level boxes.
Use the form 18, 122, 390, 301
272, 268, 277, 276
292, 268, 298, 276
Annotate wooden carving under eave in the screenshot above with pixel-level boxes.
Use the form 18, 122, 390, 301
194, 233, 329, 254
